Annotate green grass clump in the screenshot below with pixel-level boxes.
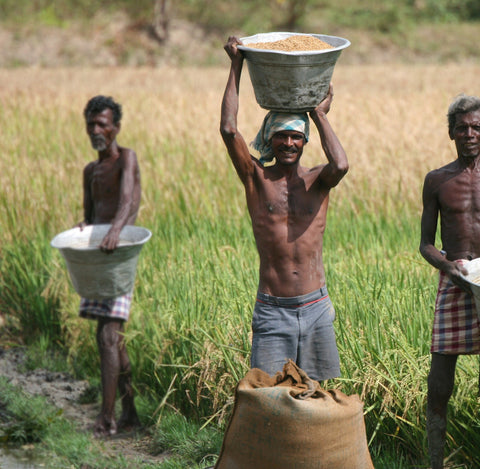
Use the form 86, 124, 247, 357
0, 377, 61, 444
151, 411, 222, 468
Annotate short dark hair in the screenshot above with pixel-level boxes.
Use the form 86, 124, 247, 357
83, 95, 122, 124
447, 94, 480, 135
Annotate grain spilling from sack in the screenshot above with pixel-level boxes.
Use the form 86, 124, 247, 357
246, 35, 334, 52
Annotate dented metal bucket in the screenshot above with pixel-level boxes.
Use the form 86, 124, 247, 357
238, 32, 350, 112
51, 224, 151, 299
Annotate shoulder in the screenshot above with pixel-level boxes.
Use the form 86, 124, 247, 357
303, 163, 330, 186
423, 161, 462, 200
83, 160, 97, 176
424, 161, 459, 185
118, 147, 139, 167
306, 163, 327, 174
250, 155, 270, 177
119, 146, 137, 160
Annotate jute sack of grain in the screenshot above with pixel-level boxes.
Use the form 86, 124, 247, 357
215, 360, 374, 469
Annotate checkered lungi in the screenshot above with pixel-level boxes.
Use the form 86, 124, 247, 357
431, 260, 480, 354
79, 292, 132, 321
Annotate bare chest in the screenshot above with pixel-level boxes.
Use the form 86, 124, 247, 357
253, 177, 327, 218
90, 162, 121, 196
438, 171, 480, 213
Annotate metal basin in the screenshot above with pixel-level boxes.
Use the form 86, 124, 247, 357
51, 224, 151, 299
464, 258, 480, 320
238, 32, 350, 112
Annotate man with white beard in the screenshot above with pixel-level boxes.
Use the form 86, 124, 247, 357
76, 95, 141, 437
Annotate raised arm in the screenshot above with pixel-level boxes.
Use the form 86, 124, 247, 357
309, 84, 349, 188
220, 36, 255, 186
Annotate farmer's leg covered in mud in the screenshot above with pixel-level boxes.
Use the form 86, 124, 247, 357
95, 318, 125, 436
117, 335, 140, 431
427, 353, 457, 469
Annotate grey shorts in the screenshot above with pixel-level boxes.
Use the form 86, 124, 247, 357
251, 286, 340, 381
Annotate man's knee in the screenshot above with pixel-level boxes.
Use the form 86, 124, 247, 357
427, 360, 456, 406
97, 320, 124, 349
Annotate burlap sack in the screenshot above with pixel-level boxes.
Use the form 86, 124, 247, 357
215, 360, 374, 469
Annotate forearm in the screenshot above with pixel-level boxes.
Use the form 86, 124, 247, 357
220, 57, 243, 136
98, 199, 131, 251
109, 196, 132, 233
420, 242, 450, 272
83, 202, 93, 225
420, 242, 471, 293
311, 110, 348, 175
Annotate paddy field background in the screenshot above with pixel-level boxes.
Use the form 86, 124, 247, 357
1, 57, 480, 468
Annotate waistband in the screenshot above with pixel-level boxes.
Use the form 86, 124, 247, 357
256, 286, 329, 307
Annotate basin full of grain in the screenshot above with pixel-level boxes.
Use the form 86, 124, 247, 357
238, 32, 350, 112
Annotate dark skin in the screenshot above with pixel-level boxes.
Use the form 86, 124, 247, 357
77, 107, 141, 437
220, 36, 348, 298
80, 108, 141, 251
419, 108, 480, 469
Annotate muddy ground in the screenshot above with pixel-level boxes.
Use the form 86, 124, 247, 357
0, 346, 169, 467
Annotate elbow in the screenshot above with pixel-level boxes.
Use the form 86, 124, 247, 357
334, 150, 349, 175
220, 122, 237, 142
419, 242, 430, 260
336, 162, 349, 178
219, 124, 231, 139
419, 243, 425, 258
220, 111, 238, 139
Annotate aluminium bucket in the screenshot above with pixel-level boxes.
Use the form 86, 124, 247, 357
51, 224, 151, 299
238, 32, 350, 113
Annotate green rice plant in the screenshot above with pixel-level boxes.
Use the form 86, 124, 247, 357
126, 210, 254, 421
151, 410, 222, 467
0, 230, 63, 344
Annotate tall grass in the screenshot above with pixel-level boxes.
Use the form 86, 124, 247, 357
1, 64, 480, 467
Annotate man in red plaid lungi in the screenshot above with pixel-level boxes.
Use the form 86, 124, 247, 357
420, 93, 480, 469
76, 95, 142, 437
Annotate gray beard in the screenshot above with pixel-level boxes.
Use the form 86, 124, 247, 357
90, 137, 107, 151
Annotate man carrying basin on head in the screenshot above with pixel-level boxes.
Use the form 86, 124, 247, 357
419, 94, 480, 469
76, 95, 141, 437
220, 36, 348, 382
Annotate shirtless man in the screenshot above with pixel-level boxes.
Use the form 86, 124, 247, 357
419, 94, 480, 468
220, 37, 348, 381
77, 95, 141, 436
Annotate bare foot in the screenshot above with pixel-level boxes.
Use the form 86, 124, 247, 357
117, 410, 141, 433
93, 414, 117, 438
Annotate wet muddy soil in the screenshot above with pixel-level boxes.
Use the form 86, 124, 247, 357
0, 347, 167, 467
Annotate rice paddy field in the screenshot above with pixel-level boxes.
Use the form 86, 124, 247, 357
1, 62, 480, 467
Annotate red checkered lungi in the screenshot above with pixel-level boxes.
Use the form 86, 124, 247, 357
79, 292, 132, 322
431, 260, 480, 354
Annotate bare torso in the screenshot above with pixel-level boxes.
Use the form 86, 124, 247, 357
429, 160, 480, 261
420, 108, 480, 293
248, 161, 330, 297
84, 147, 141, 226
